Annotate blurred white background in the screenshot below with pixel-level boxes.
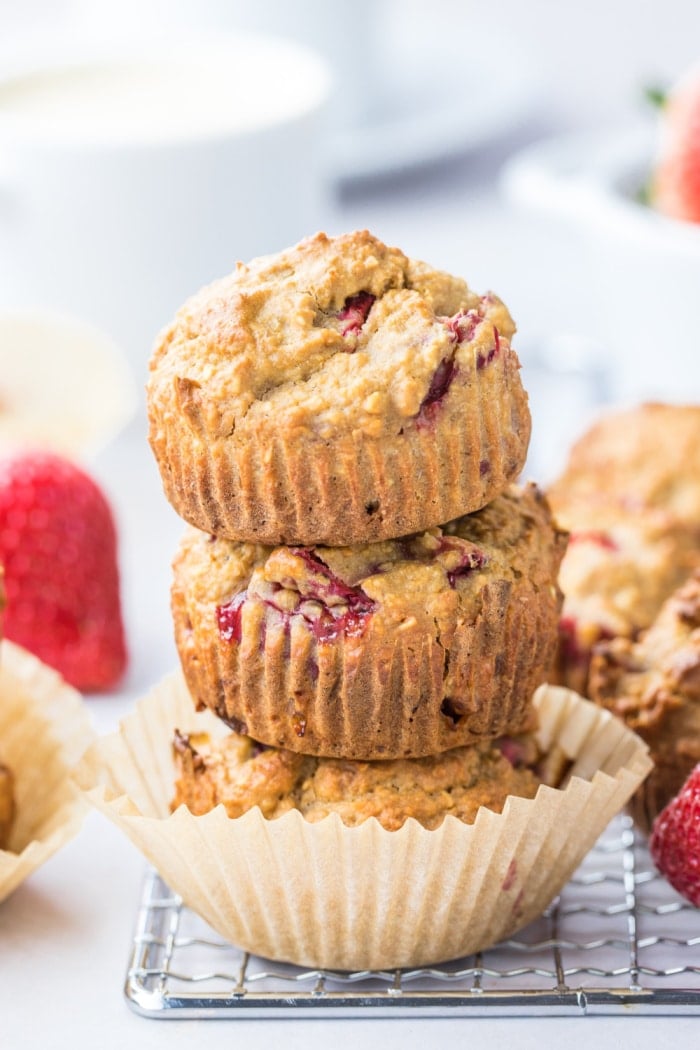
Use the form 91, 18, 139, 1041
1, 0, 699, 377
1, 0, 699, 374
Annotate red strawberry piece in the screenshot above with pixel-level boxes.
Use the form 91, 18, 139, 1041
568, 529, 619, 551
652, 66, 700, 223
444, 308, 482, 344
416, 355, 458, 428
0, 450, 127, 691
649, 763, 700, 906
217, 548, 376, 646
336, 292, 375, 337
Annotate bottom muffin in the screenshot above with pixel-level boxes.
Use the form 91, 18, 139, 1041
75, 672, 651, 971
172, 730, 540, 831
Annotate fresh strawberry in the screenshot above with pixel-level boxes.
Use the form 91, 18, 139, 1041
649, 763, 700, 906
651, 65, 700, 223
0, 450, 127, 691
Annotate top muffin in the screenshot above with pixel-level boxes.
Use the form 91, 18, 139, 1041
148, 230, 531, 546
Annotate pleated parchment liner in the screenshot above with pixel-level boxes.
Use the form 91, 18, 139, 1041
0, 640, 94, 902
74, 671, 652, 971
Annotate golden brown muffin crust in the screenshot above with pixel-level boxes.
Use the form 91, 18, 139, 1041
171, 484, 567, 759
150, 230, 516, 435
148, 230, 531, 545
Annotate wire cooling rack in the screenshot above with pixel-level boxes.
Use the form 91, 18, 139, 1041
124, 814, 700, 1019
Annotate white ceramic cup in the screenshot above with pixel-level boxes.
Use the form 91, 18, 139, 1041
0, 35, 332, 379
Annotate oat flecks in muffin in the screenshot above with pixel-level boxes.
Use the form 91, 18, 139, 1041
171, 483, 567, 759
148, 230, 531, 545
171, 729, 540, 832
0, 760, 15, 850
589, 570, 700, 831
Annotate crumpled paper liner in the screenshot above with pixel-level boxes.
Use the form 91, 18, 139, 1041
0, 640, 95, 902
74, 671, 652, 970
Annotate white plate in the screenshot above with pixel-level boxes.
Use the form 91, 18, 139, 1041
501, 125, 700, 403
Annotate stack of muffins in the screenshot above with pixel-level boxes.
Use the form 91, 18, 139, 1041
76, 228, 651, 970
146, 230, 569, 828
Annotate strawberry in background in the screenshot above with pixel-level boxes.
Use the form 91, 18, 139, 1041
0, 450, 127, 691
650, 764, 700, 907
651, 63, 700, 223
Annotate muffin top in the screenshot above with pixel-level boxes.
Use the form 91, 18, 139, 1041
548, 402, 700, 524
175, 483, 565, 647
172, 729, 540, 831
148, 230, 516, 441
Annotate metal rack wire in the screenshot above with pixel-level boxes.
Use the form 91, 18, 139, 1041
125, 814, 700, 1018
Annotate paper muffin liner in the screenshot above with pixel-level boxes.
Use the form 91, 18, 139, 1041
0, 640, 95, 902
74, 671, 652, 970
149, 338, 531, 547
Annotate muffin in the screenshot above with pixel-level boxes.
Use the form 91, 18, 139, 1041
589, 569, 700, 832
147, 230, 532, 546
547, 403, 700, 694
75, 672, 652, 970
548, 402, 700, 524
0, 759, 14, 849
552, 501, 700, 694
172, 728, 540, 831
172, 483, 567, 759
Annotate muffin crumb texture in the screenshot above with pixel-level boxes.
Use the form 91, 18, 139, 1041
171, 728, 540, 831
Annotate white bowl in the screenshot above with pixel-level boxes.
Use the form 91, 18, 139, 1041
501, 125, 700, 404
0, 34, 332, 373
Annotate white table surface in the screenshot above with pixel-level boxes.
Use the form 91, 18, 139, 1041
3, 5, 700, 1040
